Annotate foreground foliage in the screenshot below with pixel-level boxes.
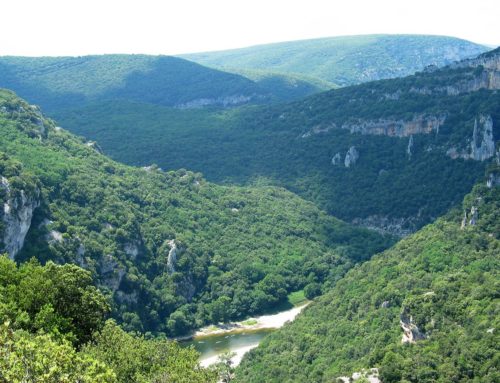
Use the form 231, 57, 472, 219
0, 257, 215, 382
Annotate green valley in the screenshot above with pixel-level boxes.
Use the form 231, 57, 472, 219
0, 89, 391, 339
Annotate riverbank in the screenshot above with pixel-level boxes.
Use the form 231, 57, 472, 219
194, 302, 310, 339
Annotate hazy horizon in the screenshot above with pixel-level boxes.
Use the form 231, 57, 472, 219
0, 0, 498, 57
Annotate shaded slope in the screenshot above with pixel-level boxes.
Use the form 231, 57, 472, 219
56, 49, 500, 236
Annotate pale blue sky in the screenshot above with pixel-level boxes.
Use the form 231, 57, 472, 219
1, 0, 498, 56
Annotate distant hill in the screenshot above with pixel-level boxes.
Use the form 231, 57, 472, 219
0, 54, 315, 112
181, 34, 488, 87
57, 48, 500, 236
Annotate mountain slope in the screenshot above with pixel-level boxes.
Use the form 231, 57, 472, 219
0, 55, 282, 112
0, 89, 391, 336
57, 48, 500, 236
235, 180, 499, 382
181, 34, 488, 87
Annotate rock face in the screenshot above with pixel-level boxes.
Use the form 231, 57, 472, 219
175, 94, 255, 109
344, 146, 359, 167
412, 49, 500, 95
100, 254, 126, 292
471, 116, 495, 161
352, 215, 417, 237
447, 115, 496, 161
338, 368, 380, 383
331, 152, 341, 165
461, 205, 479, 228
407, 135, 414, 159
486, 172, 500, 188
1, 176, 40, 259
166, 239, 178, 274
400, 310, 426, 343
341, 114, 445, 137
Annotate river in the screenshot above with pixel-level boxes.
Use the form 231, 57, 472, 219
181, 303, 308, 367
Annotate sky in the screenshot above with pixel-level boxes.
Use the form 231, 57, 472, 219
0, 0, 498, 56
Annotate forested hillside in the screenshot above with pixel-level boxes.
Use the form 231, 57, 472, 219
57, 48, 500, 235
181, 34, 487, 87
236, 180, 500, 382
0, 89, 391, 338
0, 55, 285, 112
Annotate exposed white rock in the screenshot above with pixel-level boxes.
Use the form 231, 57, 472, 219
302, 123, 336, 138
344, 146, 359, 167
469, 206, 478, 226
124, 242, 139, 260
167, 239, 178, 274
352, 215, 417, 237
47, 230, 63, 243
176, 94, 254, 109
341, 115, 445, 137
85, 141, 103, 154
331, 152, 342, 165
400, 312, 426, 343
471, 116, 495, 161
407, 135, 414, 159
1, 177, 40, 259
100, 254, 125, 292
447, 115, 496, 161
486, 172, 500, 188
231, 208, 239, 213
338, 368, 380, 383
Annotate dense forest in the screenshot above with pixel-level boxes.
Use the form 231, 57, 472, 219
0, 89, 391, 338
236, 182, 499, 382
56, 48, 500, 235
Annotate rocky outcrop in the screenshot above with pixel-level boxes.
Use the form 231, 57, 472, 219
1, 177, 40, 259
344, 146, 359, 167
175, 94, 255, 109
486, 172, 500, 188
341, 114, 446, 137
447, 115, 495, 161
400, 311, 426, 343
301, 123, 336, 138
331, 152, 341, 165
352, 215, 418, 237
85, 141, 104, 154
407, 135, 414, 159
461, 205, 478, 228
124, 241, 140, 260
166, 239, 178, 274
100, 254, 126, 292
412, 50, 500, 95
338, 368, 380, 383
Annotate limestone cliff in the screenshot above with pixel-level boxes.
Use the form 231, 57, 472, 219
446, 115, 496, 161
341, 114, 446, 137
0, 176, 40, 259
